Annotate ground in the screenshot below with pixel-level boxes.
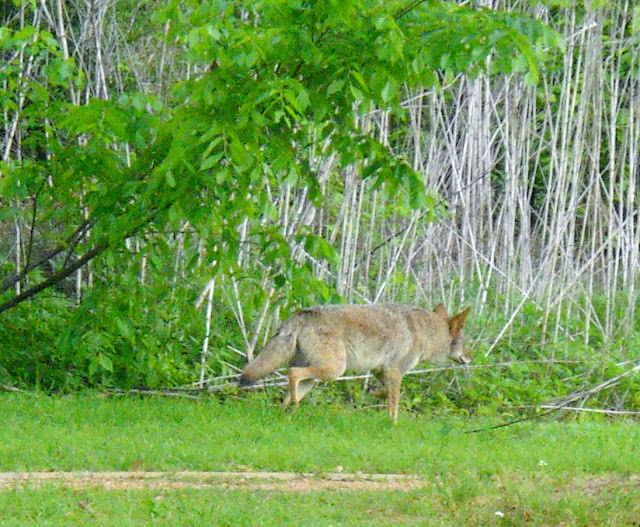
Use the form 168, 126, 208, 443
0, 471, 428, 492
2, 471, 639, 496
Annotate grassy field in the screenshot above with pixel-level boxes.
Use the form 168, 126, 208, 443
1, 393, 640, 526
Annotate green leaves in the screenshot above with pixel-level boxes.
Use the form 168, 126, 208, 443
327, 79, 345, 96
374, 14, 405, 64
98, 353, 114, 373
380, 77, 400, 104
157, 0, 558, 234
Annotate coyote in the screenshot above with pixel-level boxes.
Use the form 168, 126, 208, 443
238, 303, 471, 422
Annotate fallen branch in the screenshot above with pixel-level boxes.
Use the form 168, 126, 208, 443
106, 388, 201, 400
522, 405, 640, 416
544, 360, 640, 409
0, 383, 39, 395
467, 360, 640, 433
193, 358, 591, 390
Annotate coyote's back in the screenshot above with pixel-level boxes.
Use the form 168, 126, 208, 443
239, 303, 471, 422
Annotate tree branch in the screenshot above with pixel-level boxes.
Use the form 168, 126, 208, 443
0, 219, 93, 296
0, 241, 107, 314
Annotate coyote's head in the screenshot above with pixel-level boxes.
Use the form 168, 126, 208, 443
434, 304, 472, 365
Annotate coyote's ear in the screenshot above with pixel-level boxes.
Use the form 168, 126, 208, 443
450, 308, 471, 336
434, 304, 449, 320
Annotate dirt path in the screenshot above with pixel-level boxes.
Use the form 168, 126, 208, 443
2, 471, 639, 495
0, 471, 429, 492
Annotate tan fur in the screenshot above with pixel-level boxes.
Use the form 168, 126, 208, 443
238, 303, 471, 423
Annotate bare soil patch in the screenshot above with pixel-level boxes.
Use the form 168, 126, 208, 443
0, 471, 429, 492
3, 471, 638, 494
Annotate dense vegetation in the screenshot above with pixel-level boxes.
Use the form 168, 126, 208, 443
1, 0, 639, 416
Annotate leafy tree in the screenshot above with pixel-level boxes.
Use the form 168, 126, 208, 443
0, 0, 559, 316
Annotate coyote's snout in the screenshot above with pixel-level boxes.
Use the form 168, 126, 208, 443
238, 303, 471, 422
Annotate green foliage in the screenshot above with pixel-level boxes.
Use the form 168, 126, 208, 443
0, 282, 201, 391
60, 282, 200, 390
0, 297, 72, 390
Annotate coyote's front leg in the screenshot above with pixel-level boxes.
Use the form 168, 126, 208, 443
384, 368, 403, 424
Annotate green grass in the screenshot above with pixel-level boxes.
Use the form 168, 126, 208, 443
1, 393, 640, 526
1, 482, 640, 527
2, 393, 640, 475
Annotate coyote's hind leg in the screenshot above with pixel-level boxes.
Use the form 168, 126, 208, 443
286, 359, 346, 409
285, 332, 347, 410
286, 367, 328, 410
282, 379, 315, 408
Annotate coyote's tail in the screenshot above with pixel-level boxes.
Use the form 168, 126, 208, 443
238, 320, 299, 387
